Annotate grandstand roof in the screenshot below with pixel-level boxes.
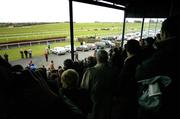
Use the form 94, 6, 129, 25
73, 0, 180, 18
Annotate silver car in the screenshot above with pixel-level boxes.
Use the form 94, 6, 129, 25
76, 45, 89, 51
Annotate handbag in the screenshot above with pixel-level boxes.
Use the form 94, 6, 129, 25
138, 76, 171, 112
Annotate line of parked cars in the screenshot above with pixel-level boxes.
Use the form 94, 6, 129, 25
50, 39, 116, 55
50, 44, 95, 56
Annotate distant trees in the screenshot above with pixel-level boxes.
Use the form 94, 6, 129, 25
134, 20, 142, 23
0, 22, 55, 27
94, 21, 100, 23
64, 21, 76, 23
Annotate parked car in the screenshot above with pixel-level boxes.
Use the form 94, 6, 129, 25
76, 45, 89, 51
64, 45, 76, 52
94, 41, 106, 49
50, 47, 66, 55
86, 43, 96, 50
116, 34, 127, 41
101, 40, 115, 48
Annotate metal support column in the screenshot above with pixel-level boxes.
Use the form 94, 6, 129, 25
140, 18, 145, 40
121, 11, 126, 48
69, 0, 74, 61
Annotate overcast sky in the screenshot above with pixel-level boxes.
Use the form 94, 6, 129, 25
0, 0, 126, 23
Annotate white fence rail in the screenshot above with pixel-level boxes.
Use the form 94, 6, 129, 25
0, 38, 66, 49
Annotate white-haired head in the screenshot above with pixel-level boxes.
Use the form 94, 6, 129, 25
96, 49, 108, 64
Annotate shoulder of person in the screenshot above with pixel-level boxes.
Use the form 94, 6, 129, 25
86, 67, 96, 72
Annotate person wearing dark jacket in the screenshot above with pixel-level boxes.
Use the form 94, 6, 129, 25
60, 69, 92, 117
136, 15, 180, 119
113, 39, 142, 119
81, 49, 113, 119
24, 49, 28, 58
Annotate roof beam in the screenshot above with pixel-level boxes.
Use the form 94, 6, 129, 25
72, 0, 125, 10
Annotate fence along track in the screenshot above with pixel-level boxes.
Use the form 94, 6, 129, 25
0, 37, 66, 49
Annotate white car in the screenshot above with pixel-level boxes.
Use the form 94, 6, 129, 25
50, 47, 66, 55
86, 43, 96, 50
64, 45, 76, 52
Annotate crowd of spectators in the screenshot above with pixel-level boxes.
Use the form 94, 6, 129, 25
0, 15, 179, 119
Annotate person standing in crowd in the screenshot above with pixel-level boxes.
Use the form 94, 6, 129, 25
48, 60, 55, 71
44, 49, 48, 62
47, 42, 51, 49
60, 69, 93, 116
3, 53, 9, 62
28, 48, 32, 58
136, 15, 180, 119
81, 49, 113, 119
28, 60, 33, 67
20, 48, 24, 59
74, 51, 79, 62
28, 60, 36, 71
24, 49, 28, 58
113, 39, 142, 119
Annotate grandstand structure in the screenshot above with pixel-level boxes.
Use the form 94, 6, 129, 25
68, 0, 179, 60
1, 1, 179, 118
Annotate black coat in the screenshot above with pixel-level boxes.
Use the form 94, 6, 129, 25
136, 37, 180, 118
